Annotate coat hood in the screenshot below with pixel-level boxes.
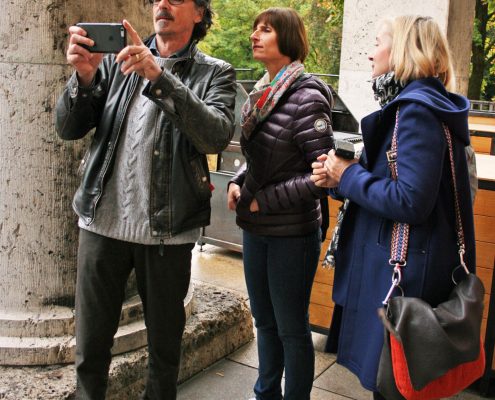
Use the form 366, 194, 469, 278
385, 77, 470, 145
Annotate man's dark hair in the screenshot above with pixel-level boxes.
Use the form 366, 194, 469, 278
147, 0, 213, 42
192, 0, 213, 42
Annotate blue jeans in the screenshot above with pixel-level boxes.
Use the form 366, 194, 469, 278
242, 230, 321, 400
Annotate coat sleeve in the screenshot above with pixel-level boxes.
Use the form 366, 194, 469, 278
338, 103, 447, 224
55, 58, 112, 140
144, 63, 236, 154
254, 96, 334, 213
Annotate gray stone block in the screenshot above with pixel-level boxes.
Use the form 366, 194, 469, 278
0, 283, 253, 399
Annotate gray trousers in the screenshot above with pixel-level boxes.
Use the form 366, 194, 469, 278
75, 229, 194, 400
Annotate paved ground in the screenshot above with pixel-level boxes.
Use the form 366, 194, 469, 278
177, 244, 490, 400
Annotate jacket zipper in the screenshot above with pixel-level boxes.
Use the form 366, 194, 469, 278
88, 73, 141, 224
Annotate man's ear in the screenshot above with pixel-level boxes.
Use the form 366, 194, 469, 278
193, 5, 204, 24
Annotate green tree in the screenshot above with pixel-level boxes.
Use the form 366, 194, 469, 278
468, 0, 495, 100
303, 0, 343, 81
200, 0, 344, 84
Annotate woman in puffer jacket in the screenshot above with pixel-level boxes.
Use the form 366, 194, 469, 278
227, 7, 334, 400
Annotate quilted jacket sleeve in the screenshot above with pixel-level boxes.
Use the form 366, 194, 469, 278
254, 92, 334, 213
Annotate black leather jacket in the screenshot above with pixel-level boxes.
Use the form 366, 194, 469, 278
55, 40, 236, 237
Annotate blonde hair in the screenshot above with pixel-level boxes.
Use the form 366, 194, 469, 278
386, 15, 455, 90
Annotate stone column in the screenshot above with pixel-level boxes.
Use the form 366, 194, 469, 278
0, 1, 155, 365
447, 0, 476, 96
338, 0, 475, 122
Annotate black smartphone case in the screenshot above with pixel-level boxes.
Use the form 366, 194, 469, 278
77, 23, 126, 53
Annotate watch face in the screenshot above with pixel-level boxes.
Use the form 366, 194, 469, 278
314, 118, 328, 132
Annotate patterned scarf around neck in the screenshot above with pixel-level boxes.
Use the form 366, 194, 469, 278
372, 71, 405, 107
240, 61, 305, 139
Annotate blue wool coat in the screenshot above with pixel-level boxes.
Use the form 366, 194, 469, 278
331, 78, 476, 391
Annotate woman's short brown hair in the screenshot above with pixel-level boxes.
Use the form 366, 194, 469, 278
388, 15, 455, 90
253, 7, 309, 63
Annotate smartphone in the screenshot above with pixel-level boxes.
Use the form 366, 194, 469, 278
76, 22, 126, 53
334, 139, 355, 160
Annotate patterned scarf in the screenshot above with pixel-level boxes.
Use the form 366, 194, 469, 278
372, 71, 405, 107
240, 61, 305, 139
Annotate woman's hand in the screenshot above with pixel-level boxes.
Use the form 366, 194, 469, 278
324, 149, 358, 186
311, 151, 357, 188
227, 183, 241, 211
311, 154, 337, 188
115, 20, 162, 82
249, 199, 259, 212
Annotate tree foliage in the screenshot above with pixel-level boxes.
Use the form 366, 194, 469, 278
200, 0, 343, 85
469, 0, 495, 100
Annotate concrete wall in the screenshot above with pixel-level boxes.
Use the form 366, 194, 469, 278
338, 0, 475, 124
0, 0, 152, 365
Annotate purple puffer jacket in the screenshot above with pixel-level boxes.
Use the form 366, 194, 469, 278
230, 74, 334, 236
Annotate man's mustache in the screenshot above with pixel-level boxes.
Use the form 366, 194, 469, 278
156, 11, 174, 21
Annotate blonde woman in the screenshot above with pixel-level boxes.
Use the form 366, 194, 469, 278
311, 16, 475, 399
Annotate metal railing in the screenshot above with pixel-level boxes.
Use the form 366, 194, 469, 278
470, 100, 495, 115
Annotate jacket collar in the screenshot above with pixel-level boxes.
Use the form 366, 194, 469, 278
144, 34, 198, 59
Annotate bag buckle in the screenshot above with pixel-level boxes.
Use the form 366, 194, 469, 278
386, 150, 397, 163
452, 247, 470, 285
382, 263, 404, 305
459, 247, 469, 275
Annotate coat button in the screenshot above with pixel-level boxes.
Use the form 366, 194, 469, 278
154, 150, 160, 156
155, 89, 162, 96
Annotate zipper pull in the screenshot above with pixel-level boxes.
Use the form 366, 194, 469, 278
159, 239, 164, 257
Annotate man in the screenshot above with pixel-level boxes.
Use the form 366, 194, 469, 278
55, 0, 236, 398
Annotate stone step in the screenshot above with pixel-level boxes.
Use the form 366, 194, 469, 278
0, 283, 253, 399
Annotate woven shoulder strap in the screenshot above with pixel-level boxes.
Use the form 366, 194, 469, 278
383, 107, 467, 304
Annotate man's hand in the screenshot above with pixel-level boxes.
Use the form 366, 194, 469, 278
66, 25, 104, 87
116, 20, 163, 82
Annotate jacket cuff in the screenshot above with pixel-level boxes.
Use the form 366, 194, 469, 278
337, 162, 361, 198
145, 69, 181, 99
68, 70, 104, 101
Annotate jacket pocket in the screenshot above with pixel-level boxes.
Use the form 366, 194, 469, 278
189, 155, 212, 202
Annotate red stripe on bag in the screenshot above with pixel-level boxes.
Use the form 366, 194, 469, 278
389, 334, 486, 400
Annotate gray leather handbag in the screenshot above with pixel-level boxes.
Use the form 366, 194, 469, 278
377, 273, 485, 400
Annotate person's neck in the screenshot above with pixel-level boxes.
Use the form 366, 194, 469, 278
265, 57, 292, 81
155, 34, 192, 58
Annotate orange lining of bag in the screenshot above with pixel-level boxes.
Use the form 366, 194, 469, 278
389, 334, 486, 400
